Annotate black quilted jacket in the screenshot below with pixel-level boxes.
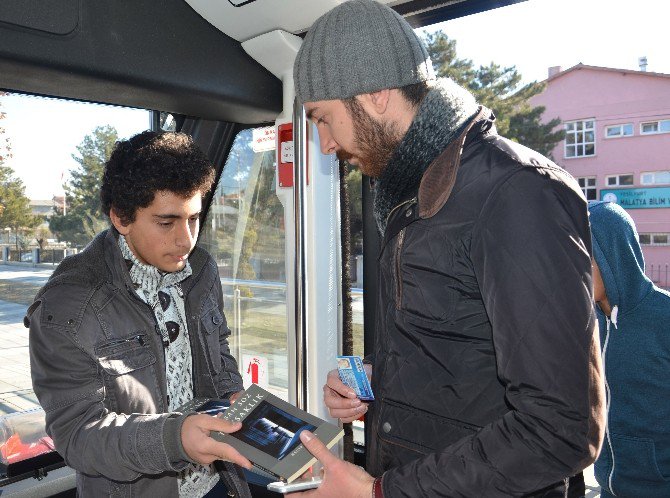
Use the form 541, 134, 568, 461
367, 109, 606, 497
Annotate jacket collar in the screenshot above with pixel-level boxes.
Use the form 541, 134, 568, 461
380, 107, 494, 250
373, 78, 479, 234
418, 105, 491, 219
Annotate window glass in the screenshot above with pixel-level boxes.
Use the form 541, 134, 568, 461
641, 170, 670, 185
345, 167, 364, 358
660, 120, 670, 133
606, 174, 634, 187
606, 124, 633, 137
620, 174, 634, 185
641, 122, 658, 134
653, 234, 669, 245
606, 126, 621, 137
160, 112, 178, 131
639, 233, 651, 245
198, 127, 289, 399
0, 92, 150, 416
640, 233, 670, 246
564, 119, 595, 158
577, 177, 597, 200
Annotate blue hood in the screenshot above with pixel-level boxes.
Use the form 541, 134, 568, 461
587, 201, 652, 314
589, 201, 670, 497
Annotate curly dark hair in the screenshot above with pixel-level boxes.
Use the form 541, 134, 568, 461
101, 131, 215, 224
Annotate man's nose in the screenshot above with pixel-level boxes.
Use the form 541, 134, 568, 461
317, 127, 337, 155
176, 221, 196, 248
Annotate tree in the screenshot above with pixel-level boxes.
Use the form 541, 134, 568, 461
0, 164, 42, 249
424, 31, 563, 156
0, 96, 42, 248
35, 226, 52, 250
49, 125, 118, 245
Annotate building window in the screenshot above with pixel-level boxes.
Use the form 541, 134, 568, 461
565, 119, 595, 158
640, 119, 670, 135
641, 170, 670, 185
639, 233, 670, 246
605, 123, 633, 138
577, 177, 597, 200
606, 174, 634, 187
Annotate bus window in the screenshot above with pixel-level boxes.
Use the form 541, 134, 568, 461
0, 92, 150, 420
345, 165, 364, 359
198, 127, 289, 399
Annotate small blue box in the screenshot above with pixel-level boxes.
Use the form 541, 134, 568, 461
337, 355, 374, 401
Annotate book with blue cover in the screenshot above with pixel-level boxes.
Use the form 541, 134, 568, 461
211, 384, 343, 483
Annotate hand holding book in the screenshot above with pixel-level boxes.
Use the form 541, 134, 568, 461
210, 384, 343, 484
181, 413, 253, 469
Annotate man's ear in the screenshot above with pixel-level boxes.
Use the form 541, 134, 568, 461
109, 208, 129, 235
361, 88, 391, 115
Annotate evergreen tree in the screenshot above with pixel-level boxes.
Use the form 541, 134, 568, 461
0, 164, 42, 249
49, 125, 118, 245
0, 96, 41, 248
424, 31, 563, 156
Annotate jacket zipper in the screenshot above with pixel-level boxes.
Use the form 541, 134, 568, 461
104, 335, 145, 348
387, 197, 416, 311
395, 228, 406, 310
602, 308, 618, 496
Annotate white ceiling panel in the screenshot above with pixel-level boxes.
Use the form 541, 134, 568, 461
184, 0, 410, 42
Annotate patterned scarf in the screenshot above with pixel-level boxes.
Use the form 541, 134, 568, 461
373, 78, 479, 234
117, 235, 219, 497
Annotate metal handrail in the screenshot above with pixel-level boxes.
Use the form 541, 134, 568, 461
292, 98, 308, 411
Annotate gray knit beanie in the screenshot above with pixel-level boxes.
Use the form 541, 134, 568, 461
294, 0, 435, 104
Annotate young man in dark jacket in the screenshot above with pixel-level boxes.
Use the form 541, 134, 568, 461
27, 131, 252, 497
291, 1, 606, 496
589, 201, 670, 498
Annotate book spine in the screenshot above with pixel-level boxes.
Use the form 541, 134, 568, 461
252, 462, 282, 481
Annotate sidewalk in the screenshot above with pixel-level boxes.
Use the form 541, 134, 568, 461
0, 298, 39, 416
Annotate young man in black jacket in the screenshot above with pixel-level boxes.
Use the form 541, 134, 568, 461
291, 1, 605, 496
28, 131, 252, 497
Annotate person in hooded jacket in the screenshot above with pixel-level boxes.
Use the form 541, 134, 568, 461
588, 201, 670, 498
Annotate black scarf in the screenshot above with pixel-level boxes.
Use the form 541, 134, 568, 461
373, 78, 479, 234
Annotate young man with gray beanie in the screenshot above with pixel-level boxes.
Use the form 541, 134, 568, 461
292, 1, 605, 497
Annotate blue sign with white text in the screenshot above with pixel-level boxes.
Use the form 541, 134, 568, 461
600, 187, 670, 209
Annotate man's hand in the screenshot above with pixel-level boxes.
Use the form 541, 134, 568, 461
323, 368, 369, 423
289, 430, 374, 497
181, 414, 252, 468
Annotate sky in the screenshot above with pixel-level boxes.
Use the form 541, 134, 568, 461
419, 0, 669, 84
0, 95, 150, 199
1, 0, 668, 200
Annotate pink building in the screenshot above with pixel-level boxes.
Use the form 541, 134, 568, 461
531, 63, 670, 288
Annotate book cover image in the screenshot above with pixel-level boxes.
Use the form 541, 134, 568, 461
215, 384, 343, 483
232, 399, 316, 460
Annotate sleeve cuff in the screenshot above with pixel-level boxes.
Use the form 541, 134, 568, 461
162, 412, 193, 471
